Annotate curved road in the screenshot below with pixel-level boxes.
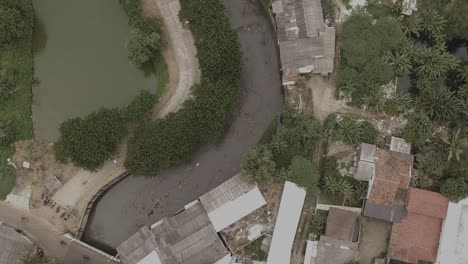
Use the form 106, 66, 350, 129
83, 0, 283, 252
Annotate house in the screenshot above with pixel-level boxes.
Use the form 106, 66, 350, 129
363, 149, 414, 222
117, 174, 269, 264
436, 197, 468, 264
271, 0, 335, 85
0, 224, 34, 264
402, 0, 417, 16
390, 136, 412, 154
354, 143, 377, 181
312, 208, 360, 264
267, 181, 306, 264
117, 201, 230, 264
389, 188, 449, 264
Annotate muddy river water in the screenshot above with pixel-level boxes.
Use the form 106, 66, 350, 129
82, 0, 284, 253
32, 0, 156, 141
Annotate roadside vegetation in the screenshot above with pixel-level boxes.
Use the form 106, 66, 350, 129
241, 107, 321, 194
19, 255, 59, 264
0, 0, 33, 199
124, 0, 242, 174
334, 0, 468, 202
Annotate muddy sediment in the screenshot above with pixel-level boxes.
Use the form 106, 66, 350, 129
82, 0, 283, 251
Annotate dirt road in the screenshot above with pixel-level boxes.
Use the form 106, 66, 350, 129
82, 0, 283, 252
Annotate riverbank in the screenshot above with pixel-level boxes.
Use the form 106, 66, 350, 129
83, 0, 283, 249
0, 0, 34, 199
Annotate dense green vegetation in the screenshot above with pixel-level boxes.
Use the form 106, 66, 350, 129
125, 0, 242, 175
334, 0, 468, 202
0, 0, 33, 199
53, 91, 156, 170
124, 0, 164, 65
309, 210, 328, 237
54, 108, 127, 170
241, 108, 321, 194
324, 114, 378, 145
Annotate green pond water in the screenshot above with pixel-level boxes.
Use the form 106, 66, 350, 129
32, 0, 156, 141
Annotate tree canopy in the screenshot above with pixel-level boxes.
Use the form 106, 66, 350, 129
54, 108, 126, 170
0, 0, 25, 45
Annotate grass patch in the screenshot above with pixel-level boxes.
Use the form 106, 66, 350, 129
243, 236, 266, 261
258, 116, 278, 145
153, 52, 168, 99
0, 0, 34, 199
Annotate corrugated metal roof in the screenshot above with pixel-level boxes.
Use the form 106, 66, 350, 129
390, 137, 412, 154
359, 143, 376, 163
266, 182, 306, 264
199, 174, 254, 214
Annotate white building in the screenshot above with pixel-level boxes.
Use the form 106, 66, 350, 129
437, 198, 468, 264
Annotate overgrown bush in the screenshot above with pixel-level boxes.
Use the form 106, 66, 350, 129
309, 210, 328, 236
54, 108, 126, 170
0, 0, 26, 45
125, 0, 242, 174
124, 90, 156, 123
127, 28, 163, 65
400, 111, 433, 146
287, 156, 319, 194
441, 177, 468, 202
123, 0, 164, 65
337, 11, 404, 108
326, 115, 378, 145
241, 145, 276, 183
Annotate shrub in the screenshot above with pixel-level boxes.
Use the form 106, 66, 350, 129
240, 145, 277, 182
54, 108, 126, 170
0, 0, 25, 45
420, 85, 463, 122
0, 119, 16, 146
401, 111, 433, 146
124, 90, 156, 123
384, 93, 413, 116
287, 156, 319, 194
309, 210, 328, 236
125, 0, 241, 174
441, 177, 468, 202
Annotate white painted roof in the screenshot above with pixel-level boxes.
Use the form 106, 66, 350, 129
137, 251, 162, 264
266, 181, 306, 264
437, 198, 468, 264
303, 240, 318, 264
207, 187, 267, 232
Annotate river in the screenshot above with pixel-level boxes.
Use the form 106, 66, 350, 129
32, 0, 156, 142
82, 0, 283, 253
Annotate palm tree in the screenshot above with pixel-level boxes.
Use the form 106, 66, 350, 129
443, 128, 467, 161
336, 117, 364, 145
271, 135, 288, 155
420, 9, 447, 38
420, 86, 463, 122
385, 50, 413, 76
414, 47, 459, 79
402, 14, 423, 37
338, 79, 355, 100
323, 175, 343, 194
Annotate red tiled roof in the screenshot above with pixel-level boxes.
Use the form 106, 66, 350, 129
406, 188, 449, 219
390, 188, 449, 264
390, 213, 443, 263
367, 150, 413, 206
